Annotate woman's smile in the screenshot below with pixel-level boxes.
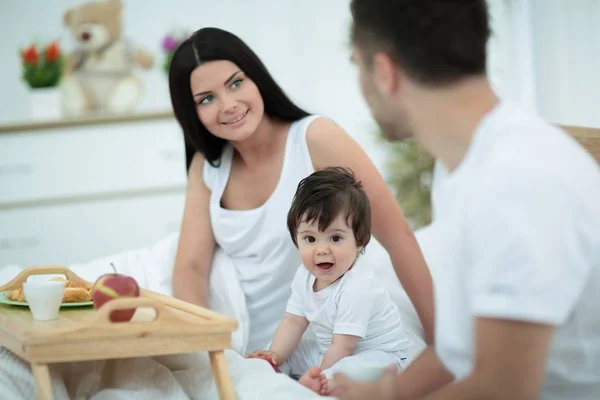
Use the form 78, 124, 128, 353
222, 109, 249, 126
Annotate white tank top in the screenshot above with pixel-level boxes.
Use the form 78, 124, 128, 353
203, 115, 320, 351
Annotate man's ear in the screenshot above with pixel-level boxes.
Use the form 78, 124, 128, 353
372, 52, 400, 96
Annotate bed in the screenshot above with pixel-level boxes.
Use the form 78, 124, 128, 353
0, 123, 597, 400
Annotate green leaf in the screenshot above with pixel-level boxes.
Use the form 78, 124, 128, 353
21, 55, 64, 88
380, 131, 435, 229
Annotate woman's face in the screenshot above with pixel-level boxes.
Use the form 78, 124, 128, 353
190, 60, 264, 142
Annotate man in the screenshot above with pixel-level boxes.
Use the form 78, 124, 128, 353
332, 0, 600, 399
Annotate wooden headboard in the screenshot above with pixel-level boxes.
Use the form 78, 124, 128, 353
561, 125, 600, 164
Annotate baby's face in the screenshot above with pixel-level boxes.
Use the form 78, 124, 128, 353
296, 214, 361, 289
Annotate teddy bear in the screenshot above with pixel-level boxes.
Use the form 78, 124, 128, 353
60, 0, 154, 116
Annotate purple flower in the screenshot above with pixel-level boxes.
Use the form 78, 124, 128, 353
161, 35, 178, 52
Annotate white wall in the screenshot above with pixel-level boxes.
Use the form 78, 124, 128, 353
487, 0, 600, 128
0, 0, 385, 171
531, 0, 600, 127
3, 0, 597, 166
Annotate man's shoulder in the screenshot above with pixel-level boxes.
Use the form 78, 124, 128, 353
467, 132, 600, 249
480, 116, 600, 197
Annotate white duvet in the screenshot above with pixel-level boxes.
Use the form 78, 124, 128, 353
0, 228, 433, 399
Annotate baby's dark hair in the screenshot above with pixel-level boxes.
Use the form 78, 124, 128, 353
287, 167, 371, 248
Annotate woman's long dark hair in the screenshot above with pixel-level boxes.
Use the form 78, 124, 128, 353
169, 27, 311, 171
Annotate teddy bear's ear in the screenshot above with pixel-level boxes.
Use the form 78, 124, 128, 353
63, 9, 72, 26
107, 0, 122, 10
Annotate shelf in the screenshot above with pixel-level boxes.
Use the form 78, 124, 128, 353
0, 109, 175, 134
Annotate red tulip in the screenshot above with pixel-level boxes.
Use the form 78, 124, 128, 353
45, 42, 60, 63
21, 45, 38, 64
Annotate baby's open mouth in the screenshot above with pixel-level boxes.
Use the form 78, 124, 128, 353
317, 262, 334, 270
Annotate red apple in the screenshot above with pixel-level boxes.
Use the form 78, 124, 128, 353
254, 355, 280, 372
91, 263, 140, 322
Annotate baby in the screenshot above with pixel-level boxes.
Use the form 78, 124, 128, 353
246, 167, 411, 395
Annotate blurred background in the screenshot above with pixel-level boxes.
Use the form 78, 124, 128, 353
0, 0, 599, 267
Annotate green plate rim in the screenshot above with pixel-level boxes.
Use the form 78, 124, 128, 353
0, 291, 93, 308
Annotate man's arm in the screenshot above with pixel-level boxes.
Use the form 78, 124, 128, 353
329, 345, 453, 400
421, 318, 554, 400
395, 347, 454, 399
419, 164, 584, 399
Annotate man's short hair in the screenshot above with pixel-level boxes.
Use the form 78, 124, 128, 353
350, 0, 491, 86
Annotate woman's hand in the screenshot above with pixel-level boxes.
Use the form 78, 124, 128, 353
244, 350, 280, 366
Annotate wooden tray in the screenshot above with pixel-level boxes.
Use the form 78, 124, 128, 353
0, 266, 238, 400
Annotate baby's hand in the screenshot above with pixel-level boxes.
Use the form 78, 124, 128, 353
244, 350, 279, 366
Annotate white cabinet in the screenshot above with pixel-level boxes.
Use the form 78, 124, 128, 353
0, 192, 184, 266
0, 117, 187, 205
0, 111, 188, 267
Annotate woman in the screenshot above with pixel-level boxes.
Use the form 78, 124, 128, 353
169, 27, 434, 353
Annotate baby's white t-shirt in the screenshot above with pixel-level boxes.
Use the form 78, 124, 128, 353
285, 264, 410, 355
432, 101, 600, 399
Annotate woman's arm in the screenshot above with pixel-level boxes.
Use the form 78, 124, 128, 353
306, 117, 435, 343
172, 152, 216, 308
267, 312, 310, 365
321, 334, 360, 370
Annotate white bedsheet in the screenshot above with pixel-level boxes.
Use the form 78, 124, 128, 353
0, 346, 329, 400
0, 227, 435, 399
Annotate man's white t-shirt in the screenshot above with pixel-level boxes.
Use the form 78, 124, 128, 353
432, 101, 600, 399
285, 265, 411, 355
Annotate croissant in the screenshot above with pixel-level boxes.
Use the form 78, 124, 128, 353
8, 277, 92, 303
8, 288, 25, 302
49, 277, 92, 293
63, 287, 92, 303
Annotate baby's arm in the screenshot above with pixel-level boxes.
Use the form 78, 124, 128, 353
322, 273, 375, 371
267, 312, 309, 365
320, 334, 360, 370
246, 266, 309, 365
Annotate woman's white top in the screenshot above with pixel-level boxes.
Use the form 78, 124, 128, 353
203, 115, 320, 351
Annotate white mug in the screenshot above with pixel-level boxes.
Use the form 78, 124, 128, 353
23, 280, 65, 321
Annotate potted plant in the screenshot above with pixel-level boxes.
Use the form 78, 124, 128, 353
20, 41, 64, 120
384, 136, 435, 229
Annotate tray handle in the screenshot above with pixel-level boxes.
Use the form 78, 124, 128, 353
48, 296, 230, 337
95, 297, 177, 326
0, 266, 90, 292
